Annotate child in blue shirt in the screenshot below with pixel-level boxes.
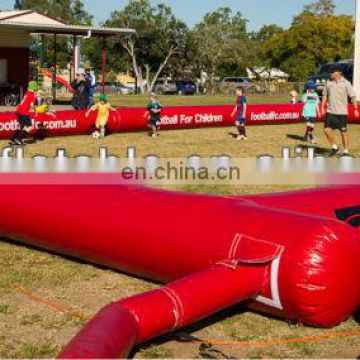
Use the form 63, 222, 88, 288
302, 82, 320, 144
231, 87, 247, 140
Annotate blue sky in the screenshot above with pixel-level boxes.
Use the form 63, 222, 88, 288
0, 0, 356, 31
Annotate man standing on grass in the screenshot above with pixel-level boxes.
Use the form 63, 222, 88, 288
84, 68, 96, 107
322, 65, 359, 157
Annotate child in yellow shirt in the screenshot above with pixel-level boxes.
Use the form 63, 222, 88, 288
86, 94, 116, 138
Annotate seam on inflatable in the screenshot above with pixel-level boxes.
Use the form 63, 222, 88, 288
228, 233, 242, 259
229, 233, 282, 263
168, 287, 185, 327
121, 305, 140, 323
216, 260, 238, 269
240, 254, 281, 263
255, 247, 284, 310
161, 287, 184, 330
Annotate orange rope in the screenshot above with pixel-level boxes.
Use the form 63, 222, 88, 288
12, 283, 360, 348
190, 329, 360, 347
12, 283, 89, 321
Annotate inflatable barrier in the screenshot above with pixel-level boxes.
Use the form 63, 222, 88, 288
0, 103, 357, 140
0, 181, 359, 358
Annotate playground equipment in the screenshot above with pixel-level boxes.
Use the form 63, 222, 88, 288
42, 68, 75, 93
0, 182, 359, 358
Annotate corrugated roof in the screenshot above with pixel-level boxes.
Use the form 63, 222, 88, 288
0, 10, 135, 37
0, 21, 136, 36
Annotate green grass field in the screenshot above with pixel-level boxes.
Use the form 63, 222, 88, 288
0, 94, 359, 359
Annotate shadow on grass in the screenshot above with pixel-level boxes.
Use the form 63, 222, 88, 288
286, 134, 306, 142
132, 303, 247, 358
23, 138, 39, 144
228, 132, 238, 139
0, 236, 161, 286
132, 302, 299, 358
353, 308, 360, 325
286, 134, 331, 156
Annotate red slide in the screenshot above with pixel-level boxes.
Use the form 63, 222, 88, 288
42, 68, 75, 93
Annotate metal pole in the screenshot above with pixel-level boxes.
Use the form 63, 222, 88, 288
72, 35, 77, 82
101, 36, 106, 93
354, 0, 360, 100
52, 33, 57, 101
40, 34, 45, 67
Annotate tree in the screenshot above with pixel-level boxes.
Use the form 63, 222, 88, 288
303, 0, 335, 16
14, 0, 92, 25
191, 7, 253, 91
105, 0, 188, 94
70, 0, 92, 25
14, 0, 93, 70
261, 1, 354, 81
253, 24, 283, 42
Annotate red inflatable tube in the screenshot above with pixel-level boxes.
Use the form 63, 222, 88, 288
0, 103, 358, 140
241, 186, 360, 219
60, 263, 266, 359
0, 183, 359, 358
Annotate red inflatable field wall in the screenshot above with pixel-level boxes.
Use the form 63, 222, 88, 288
0, 103, 357, 139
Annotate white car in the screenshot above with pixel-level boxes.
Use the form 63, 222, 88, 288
153, 78, 177, 94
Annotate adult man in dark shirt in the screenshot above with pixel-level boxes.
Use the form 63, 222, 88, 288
71, 73, 91, 110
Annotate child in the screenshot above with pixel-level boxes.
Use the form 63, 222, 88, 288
35, 91, 52, 116
231, 87, 247, 140
86, 93, 116, 138
302, 82, 320, 144
144, 92, 162, 138
289, 90, 299, 104
9, 81, 38, 146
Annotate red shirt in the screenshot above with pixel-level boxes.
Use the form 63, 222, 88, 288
17, 90, 36, 116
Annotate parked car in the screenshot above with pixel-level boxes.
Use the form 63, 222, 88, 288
219, 77, 252, 91
307, 60, 353, 96
175, 80, 196, 95
153, 78, 177, 94
114, 83, 134, 95
94, 82, 133, 95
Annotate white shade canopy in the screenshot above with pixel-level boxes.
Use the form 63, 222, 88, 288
0, 10, 135, 37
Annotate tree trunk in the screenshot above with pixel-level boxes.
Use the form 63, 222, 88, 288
207, 64, 216, 95
148, 47, 176, 92
123, 39, 177, 94
122, 39, 146, 94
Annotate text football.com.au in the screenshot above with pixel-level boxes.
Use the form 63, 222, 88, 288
0, 146, 360, 186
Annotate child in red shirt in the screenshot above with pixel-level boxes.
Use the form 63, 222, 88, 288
9, 81, 38, 145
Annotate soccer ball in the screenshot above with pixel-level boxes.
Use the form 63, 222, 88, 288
92, 131, 101, 139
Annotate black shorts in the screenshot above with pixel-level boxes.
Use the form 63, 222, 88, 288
303, 116, 316, 124
325, 113, 348, 132
149, 117, 161, 127
17, 113, 32, 128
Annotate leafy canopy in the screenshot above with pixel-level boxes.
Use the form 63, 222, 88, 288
261, 0, 354, 80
